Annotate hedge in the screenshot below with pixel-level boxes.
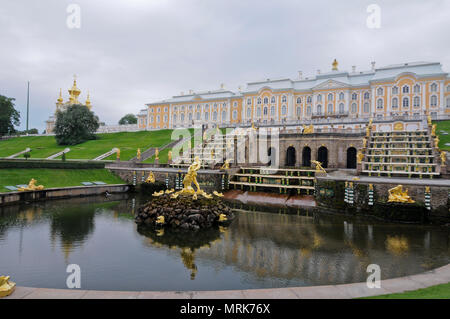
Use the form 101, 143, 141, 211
0, 159, 105, 169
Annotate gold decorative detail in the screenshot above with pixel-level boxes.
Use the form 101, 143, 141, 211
366, 125, 371, 137
427, 115, 432, 126
165, 188, 174, 194
369, 184, 374, 191
357, 151, 364, 164
302, 124, 314, 134
137, 148, 141, 161
0, 276, 16, 298
352, 177, 360, 181
156, 216, 165, 225
425, 186, 430, 193
155, 148, 159, 160
68, 75, 81, 104
311, 160, 326, 174
171, 156, 212, 199
85, 91, 91, 109
388, 185, 415, 203
362, 138, 367, 149
435, 137, 440, 149
221, 159, 230, 170
213, 191, 224, 197
394, 122, 404, 131
18, 179, 44, 191
431, 124, 436, 137
116, 148, 120, 160
152, 190, 164, 197
145, 172, 155, 183
57, 89, 63, 104
441, 151, 447, 165
332, 59, 338, 71
168, 151, 172, 162
218, 214, 228, 222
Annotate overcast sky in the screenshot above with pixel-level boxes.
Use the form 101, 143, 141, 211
0, 0, 449, 132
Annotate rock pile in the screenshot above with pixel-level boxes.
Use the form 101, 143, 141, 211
135, 194, 234, 231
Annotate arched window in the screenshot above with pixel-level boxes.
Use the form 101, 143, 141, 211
281, 105, 287, 115
431, 83, 438, 92
257, 97, 262, 104
296, 106, 301, 116
307, 96, 312, 103
351, 103, 357, 113
414, 84, 420, 93
339, 92, 344, 100
317, 104, 322, 114
352, 93, 358, 100
392, 97, 398, 108
431, 95, 438, 106
271, 96, 276, 104
377, 99, 383, 109
150, 116, 154, 123
164, 115, 168, 122
222, 110, 226, 120
402, 85, 410, 94
180, 113, 185, 122
232, 110, 237, 120
213, 111, 217, 121
296, 97, 302, 104
196, 112, 200, 120
247, 108, 251, 117
204, 112, 209, 121
188, 113, 192, 121
402, 97, 409, 108
263, 97, 268, 104
364, 92, 370, 100
317, 94, 322, 102
247, 98, 252, 105
447, 97, 450, 108
282, 95, 287, 103
263, 107, 268, 115
257, 106, 261, 117
327, 93, 333, 101
306, 105, 311, 115
270, 105, 275, 116
392, 86, 399, 95
327, 103, 333, 114
414, 96, 420, 107
363, 102, 370, 113
339, 103, 344, 114
377, 87, 384, 96
173, 114, 177, 122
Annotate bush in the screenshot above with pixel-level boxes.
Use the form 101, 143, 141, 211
0, 159, 105, 169
23, 152, 31, 160
55, 104, 99, 145
61, 153, 66, 162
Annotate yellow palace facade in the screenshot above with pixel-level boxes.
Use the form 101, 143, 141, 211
138, 60, 450, 130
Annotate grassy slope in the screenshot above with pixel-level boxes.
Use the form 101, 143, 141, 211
0, 168, 124, 192
0, 130, 174, 161
435, 120, 450, 151
364, 282, 450, 299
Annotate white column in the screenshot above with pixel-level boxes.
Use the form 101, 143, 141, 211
345, 91, 350, 113
146, 105, 150, 130
440, 81, 445, 114
288, 93, 294, 120
387, 86, 391, 116
371, 87, 375, 117
422, 83, 427, 114
168, 104, 172, 129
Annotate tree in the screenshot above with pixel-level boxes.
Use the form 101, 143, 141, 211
118, 113, 137, 125
54, 104, 99, 145
0, 95, 20, 136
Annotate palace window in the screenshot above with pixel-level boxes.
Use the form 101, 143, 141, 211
197, 105, 201, 111
263, 107, 268, 116
377, 87, 384, 96
363, 102, 370, 113
213, 111, 217, 121
232, 110, 238, 120
164, 115, 168, 122
338, 103, 344, 114
257, 98, 262, 104
257, 107, 261, 117
317, 94, 322, 102
214, 103, 218, 110
402, 97, 409, 108
164, 107, 168, 112
307, 96, 312, 103
402, 85, 410, 94
431, 83, 438, 92
306, 105, 312, 115
351, 103, 357, 113
392, 86, 399, 95
222, 111, 226, 120
271, 105, 275, 116
150, 116, 154, 123
317, 104, 322, 115
414, 84, 420, 93
377, 99, 383, 109
180, 114, 184, 122
223, 102, 227, 107
196, 112, 200, 120
205, 112, 209, 121
188, 113, 192, 121
247, 108, 251, 117
431, 95, 438, 107
327, 104, 333, 114
263, 97, 268, 104
364, 92, 370, 100
414, 96, 420, 108
296, 97, 302, 104
282, 95, 287, 103
180, 106, 184, 112
446, 97, 450, 108
173, 114, 177, 122
447, 85, 450, 92
173, 106, 177, 111
351, 93, 358, 101
281, 105, 287, 115
339, 92, 344, 100
157, 108, 161, 112
189, 105, 193, 111
327, 93, 333, 101
150, 108, 154, 113
271, 96, 276, 104
247, 98, 252, 105
392, 97, 398, 108
296, 107, 301, 116
233, 102, 237, 107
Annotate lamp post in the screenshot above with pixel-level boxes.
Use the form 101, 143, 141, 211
26, 81, 30, 134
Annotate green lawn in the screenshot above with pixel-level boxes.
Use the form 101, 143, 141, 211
0, 130, 174, 161
363, 282, 450, 299
0, 168, 124, 192
435, 120, 450, 151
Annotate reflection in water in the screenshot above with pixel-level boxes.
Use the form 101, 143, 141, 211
0, 195, 449, 291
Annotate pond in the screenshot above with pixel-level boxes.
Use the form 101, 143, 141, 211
0, 194, 449, 291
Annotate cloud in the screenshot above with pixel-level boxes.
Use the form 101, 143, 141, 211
0, 0, 448, 131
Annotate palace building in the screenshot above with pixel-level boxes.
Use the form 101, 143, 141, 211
138, 60, 450, 130
45, 76, 92, 134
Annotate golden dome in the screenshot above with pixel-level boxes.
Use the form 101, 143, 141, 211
85, 91, 91, 109
68, 75, 81, 104
57, 89, 63, 104
332, 59, 338, 71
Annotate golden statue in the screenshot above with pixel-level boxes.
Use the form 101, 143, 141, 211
155, 148, 159, 160
362, 138, 367, 149
18, 179, 44, 191
116, 148, 120, 160
302, 124, 314, 134
145, 172, 155, 183
152, 190, 164, 197
211, 149, 215, 159
171, 156, 212, 199
168, 150, 172, 162
218, 214, 228, 222
357, 151, 364, 164
137, 148, 141, 160
368, 118, 373, 128
203, 131, 207, 141
0, 276, 16, 298
156, 216, 165, 225
332, 58, 338, 71
427, 115, 432, 126
388, 185, 415, 203
221, 159, 230, 170
366, 125, 371, 137
311, 160, 326, 174
441, 151, 447, 165
434, 137, 440, 149
165, 188, 175, 194
431, 124, 437, 137
251, 122, 256, 130
213, 191, 224, 197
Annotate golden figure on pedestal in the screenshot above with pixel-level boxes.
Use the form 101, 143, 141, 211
18, 179, 44, 191
434, 137, 440, 149
221, 159, 230, 170
145, 172, 155, 183
170, 156, 212, 200
431, 124, 437, 137
311, 160, 326, 174
441, 151, 447, 166
357, 151, 364, 164
155, 148, 159, 160
168, 151, 172, 162
302, 124, 314, 134
137, 148, 141, 161
388, 185, 415, 203
0, 276, 16, 298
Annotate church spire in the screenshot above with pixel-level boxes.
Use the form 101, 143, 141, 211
85, 91, 91, 109
332, 59, 338, 71
68, 74, 81, 104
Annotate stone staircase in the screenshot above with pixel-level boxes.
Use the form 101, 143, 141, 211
361, 129, 440, 178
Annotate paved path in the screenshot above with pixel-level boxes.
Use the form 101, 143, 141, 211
5, 264, 450, 299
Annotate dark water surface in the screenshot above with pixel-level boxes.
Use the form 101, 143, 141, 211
0, 194, 449, 291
